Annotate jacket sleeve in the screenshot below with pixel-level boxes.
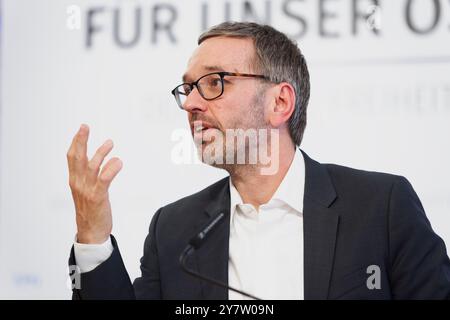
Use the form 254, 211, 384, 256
133, 207, 163, 299
68, 208, 163, 300
388, 176, 450, 299
69, 235, 135, 300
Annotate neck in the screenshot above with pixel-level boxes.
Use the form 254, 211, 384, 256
228, 138, 296, 211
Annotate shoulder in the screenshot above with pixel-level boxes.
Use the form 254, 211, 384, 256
321, 161, 427, 228
324, 162, 407, 197
151, 176, 229, 229
163, 176, 229, 210
315, 160, 419, 215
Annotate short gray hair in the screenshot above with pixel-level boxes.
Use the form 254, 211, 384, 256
198, 22, 310, 146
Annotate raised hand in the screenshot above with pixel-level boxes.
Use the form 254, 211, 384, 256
67, 124, 123, 244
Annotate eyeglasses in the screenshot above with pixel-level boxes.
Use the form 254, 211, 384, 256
171, 71, 268, 110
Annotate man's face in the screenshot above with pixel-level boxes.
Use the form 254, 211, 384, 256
182, 37, 270, 168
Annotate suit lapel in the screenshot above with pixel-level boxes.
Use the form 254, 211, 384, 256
189, 150, 340, 300
301, 150, 340, 300
193, 178, 231, 300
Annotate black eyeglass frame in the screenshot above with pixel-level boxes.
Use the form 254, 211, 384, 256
171, 71, 269, 109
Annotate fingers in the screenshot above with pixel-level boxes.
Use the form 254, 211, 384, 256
96, 157, 123, 193
67, 124, 90, 180
86, 139, 114, 186
67, 124, 122, 195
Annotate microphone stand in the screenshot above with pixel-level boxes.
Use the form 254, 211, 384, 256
179, 212, 262, 300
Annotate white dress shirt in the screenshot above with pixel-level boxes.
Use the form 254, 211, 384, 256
74, 149, 305, 300
228, 149, 304, 300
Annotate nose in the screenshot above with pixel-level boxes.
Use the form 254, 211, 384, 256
182, 86, 208, 114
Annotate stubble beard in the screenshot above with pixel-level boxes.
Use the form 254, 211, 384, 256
196, 88, 272, 177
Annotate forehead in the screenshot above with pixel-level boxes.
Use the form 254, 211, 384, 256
183, 36, 255, 82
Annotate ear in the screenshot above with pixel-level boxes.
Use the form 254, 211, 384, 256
267, 82, 296, 128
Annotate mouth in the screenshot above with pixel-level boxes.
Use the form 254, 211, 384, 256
191, 121, 218, 134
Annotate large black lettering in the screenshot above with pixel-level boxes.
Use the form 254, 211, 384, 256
86, 7, 105, 48
113, 7, 141, 48
152, 4, 177, 44
352, 0, 380, 36
282, 0, 308, 39
242, 0, 271, 24
405, 0, 441, 34
319, 0, 339, 38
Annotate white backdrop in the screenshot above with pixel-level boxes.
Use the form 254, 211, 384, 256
0, 0, 449, 299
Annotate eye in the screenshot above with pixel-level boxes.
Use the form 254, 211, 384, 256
182, 84, 192, 95
208, 78, 222, 87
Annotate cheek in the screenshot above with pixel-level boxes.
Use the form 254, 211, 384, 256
207, 99, 237, 129
212, 87, 262, 129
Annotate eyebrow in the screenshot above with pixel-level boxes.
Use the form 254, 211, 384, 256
182, 65, 238, 83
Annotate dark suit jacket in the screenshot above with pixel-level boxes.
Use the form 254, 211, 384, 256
69, 150, 450, 299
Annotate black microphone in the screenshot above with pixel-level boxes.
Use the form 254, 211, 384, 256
179, 212, 262, 300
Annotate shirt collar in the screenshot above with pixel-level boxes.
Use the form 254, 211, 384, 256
229, 148, 305, 216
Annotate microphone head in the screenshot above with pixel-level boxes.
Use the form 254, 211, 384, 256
188, 212, 226, 250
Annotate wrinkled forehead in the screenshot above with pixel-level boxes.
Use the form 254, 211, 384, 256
183, 37, 256, 82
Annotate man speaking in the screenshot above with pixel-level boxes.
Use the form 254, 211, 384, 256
67, 22, 450, 299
